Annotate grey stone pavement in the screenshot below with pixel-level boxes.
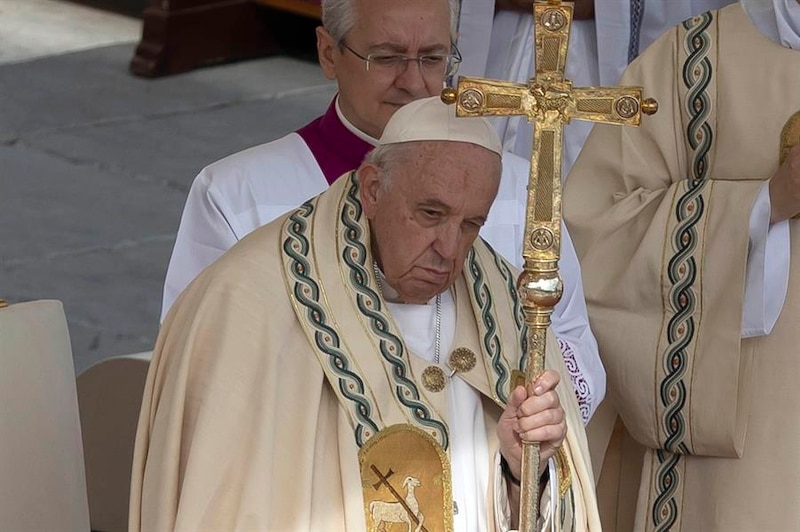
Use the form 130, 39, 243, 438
1, 26, 337, 374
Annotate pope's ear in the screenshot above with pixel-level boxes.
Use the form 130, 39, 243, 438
359, 165, 382, 217
316, 26, 338, 81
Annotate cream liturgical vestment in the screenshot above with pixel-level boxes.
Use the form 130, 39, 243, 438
131, 172, 600, 531
564, 4, 800, 531
161, 98, 605, 423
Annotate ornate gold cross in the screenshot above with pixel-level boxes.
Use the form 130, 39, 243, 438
442, 1, 656, 529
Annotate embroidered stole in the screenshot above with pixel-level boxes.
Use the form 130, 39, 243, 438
280, 172, 584, 530
646, 12, 720, 532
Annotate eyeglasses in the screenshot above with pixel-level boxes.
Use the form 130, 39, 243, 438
340, 41, 462, 78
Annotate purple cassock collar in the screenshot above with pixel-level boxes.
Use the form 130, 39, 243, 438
296, 98, 374, 185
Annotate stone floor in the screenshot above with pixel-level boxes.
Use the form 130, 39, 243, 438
0, 0, 141, 64
0, 0, 336, 373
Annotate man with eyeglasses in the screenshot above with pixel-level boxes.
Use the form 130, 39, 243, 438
161, 0, 604, 427
160, 0, 461, 319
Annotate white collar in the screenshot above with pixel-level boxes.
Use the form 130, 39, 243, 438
334, 96, 380, 146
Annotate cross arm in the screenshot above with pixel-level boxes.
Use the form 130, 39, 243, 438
441, 77, 535, 119
571, 86, 659, 126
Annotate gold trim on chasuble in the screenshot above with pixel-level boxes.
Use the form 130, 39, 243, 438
780, 110, 800, 165
360, 425, 453, 532
782, 111, 800, 219
550, 446, 576, 528
647, 12, 718, 532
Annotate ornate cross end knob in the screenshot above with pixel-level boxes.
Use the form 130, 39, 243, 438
441, 88, 457, 106
642, 97, 659, 115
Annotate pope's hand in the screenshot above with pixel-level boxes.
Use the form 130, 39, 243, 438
769, 143, 800, 223
497, 369, 567, 481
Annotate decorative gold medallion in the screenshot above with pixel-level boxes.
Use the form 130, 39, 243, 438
541, 8, 566, 31
360, 425, 453, 532
459, 88, 484, 112
447, 347, 477, 375
615, 96, 640, 119
422, 366, 447, 393
530, 227, 555, 251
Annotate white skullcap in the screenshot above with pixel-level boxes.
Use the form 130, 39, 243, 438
379, 96, 502, 156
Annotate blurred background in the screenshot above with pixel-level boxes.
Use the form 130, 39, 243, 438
0, 0, 337, 373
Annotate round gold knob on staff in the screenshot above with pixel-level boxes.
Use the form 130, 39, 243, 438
440, 88, 457, 105
642, 98, 659, 115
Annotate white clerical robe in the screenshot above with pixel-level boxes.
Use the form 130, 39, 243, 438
563, 3, 800, 530
162, 97, 605, 421
594, 0, 737, 85
162, 132, 327, 318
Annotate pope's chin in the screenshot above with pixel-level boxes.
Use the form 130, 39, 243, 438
402, 277, 450, 304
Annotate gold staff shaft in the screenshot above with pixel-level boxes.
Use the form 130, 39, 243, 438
442, 1, 656, 528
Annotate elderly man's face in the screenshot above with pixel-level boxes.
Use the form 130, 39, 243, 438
316, 0, 452, 139
360, 141, 501, 304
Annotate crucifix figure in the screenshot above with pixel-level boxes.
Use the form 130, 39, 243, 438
442, 1, 657, 529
